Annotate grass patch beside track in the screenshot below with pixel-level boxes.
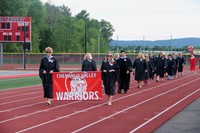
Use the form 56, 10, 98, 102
0, 77, 41, 90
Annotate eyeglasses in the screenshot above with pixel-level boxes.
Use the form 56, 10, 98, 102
46, 51, 51, 53
107, 55, 112, 57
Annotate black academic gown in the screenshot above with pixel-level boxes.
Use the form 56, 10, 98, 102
167, 59, 175, 76
172, 58, 179, 75
133, 58, 147, 81
155, 57, 167, 77
101, 61, 119, 96
147, 59, 155, 79
177, 56, 185, 72
117, 57, 132, 92
81, 60, 97, 71
39, 56, 60, 98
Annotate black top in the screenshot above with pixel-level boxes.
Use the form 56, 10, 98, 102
81, 60, 97, 71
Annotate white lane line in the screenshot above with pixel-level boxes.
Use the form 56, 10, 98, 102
129, 88, 200, 133
0, 91, 42, 100
15, 77, 200, 133
0, 81, 137, 112
0, 85, 42, 92
0, 96, 41, 106
0, 76, 186, 122
71, 79, 200, 133
0, 74, 193, 114
0, 101, 81, 124
0, 87, 41, 96
0, 70, 192, 105
0, 101, 45, 113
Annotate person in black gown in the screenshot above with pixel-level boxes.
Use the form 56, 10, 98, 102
81, 53, 97, 71
172, 53, 179, 78
155, 52, 167, 82
166, 54, 175, 80
133, 53, 147, 88
117, 50, 133, 94
39, 47, 60, 105
177, 52, 185, 76
101, 52, 119, 105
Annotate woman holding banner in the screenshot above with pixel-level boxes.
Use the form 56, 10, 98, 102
39, 47, 60, 105
101, 52, 119, 105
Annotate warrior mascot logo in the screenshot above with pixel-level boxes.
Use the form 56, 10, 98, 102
55, 72, 99, 100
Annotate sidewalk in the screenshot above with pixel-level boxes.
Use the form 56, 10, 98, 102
0, 70, 38, 79
154, 97, 200, 133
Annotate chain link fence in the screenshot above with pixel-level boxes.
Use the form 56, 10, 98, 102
0, 53, 196, 70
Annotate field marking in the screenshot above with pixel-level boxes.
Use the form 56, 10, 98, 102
0, 101, 45, 113
0, 77, 187, 120
0, 74, 194, 113
71, 79, 200, 133
0, 75, 36, 82
0, 85, 42, 92
0, 101, 81, 124
0, 91, 42, 100
15, 77, 200, 133
0, 96, 41, 106
129, 88, 200, 133
0, 87, 41, 96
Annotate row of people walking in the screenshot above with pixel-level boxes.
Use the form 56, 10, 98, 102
39, 47, 197, 106
99, 50, 187, 105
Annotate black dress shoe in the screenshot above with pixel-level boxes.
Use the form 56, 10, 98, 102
117, 90, 121, 94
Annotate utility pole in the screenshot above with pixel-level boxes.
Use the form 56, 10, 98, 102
98, 34, 100, 66
170, 35, 172, 52
0, 43, 3, 68
23, 22, 26, 70
116, 35, 118, 53
143, 35, 145, 51
84, 22, 87, 54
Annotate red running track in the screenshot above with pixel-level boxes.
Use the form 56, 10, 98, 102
0, 70, 200, 133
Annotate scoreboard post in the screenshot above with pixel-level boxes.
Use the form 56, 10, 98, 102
0, 16, 31, 69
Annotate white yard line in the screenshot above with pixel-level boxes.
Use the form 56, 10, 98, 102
0, 87, 41, 95
0, 85, 41, 92
71, 80, 200, 133
0, 101, 81, 124
129, 88, 200, 133
15, 77, 200, 133
0, 96, 41, 106
0, 91, 42, 100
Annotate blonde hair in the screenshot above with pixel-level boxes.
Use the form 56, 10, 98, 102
159, 52, 164, 58
104, 52, 114, 63
144, 53, 149, 60
114, 53, 119, 59
84, 53, 92, 60
45, 47, 53, 53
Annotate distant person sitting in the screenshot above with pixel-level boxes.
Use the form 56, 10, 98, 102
81, 53, 97, 71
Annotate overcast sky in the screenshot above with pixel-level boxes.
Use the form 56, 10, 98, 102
41, 0, 200, 41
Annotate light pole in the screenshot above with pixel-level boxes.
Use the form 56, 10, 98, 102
116, 35, 118, 53
143, 35, 145, 51
170, 35, 172, 52
98, 34, 101, 66
84, 22, 87, 54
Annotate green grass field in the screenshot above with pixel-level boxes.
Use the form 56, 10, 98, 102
0, 77, 42, 90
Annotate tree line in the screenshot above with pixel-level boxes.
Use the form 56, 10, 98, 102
109, 45, 197, 53
0, 0, 115, 53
